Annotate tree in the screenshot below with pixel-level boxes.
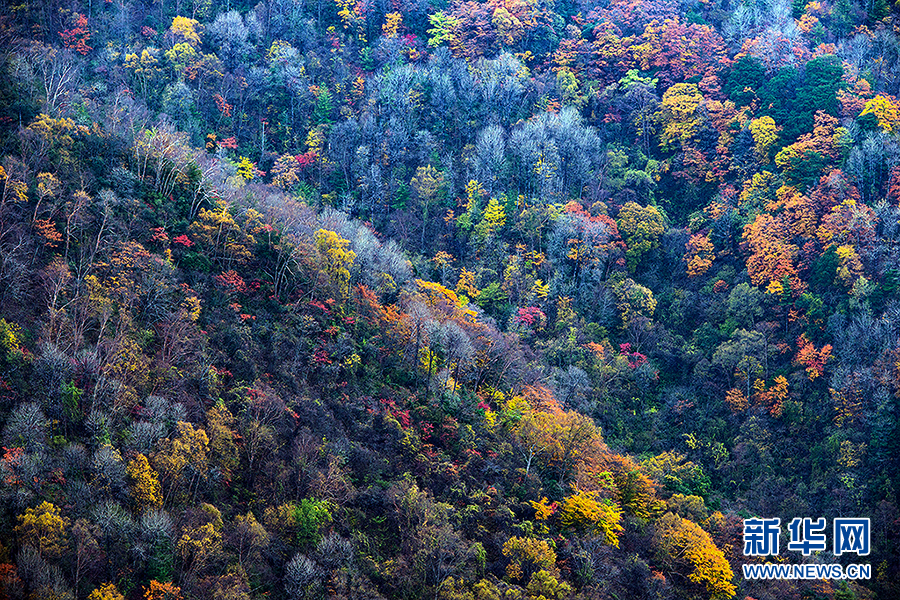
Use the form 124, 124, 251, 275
92, 444, 128, 502
227, 513, 269, 571
313, 229, 356, 300
160, 83, 197, 133
753, 375, 789, 417
557, 489, 623, 547
167, 16, 202, 48
797, 56, 845, 123
748, 116, 778, 163
124, 49, 163, 101
474, 125, 506, 195
641, 452, 710, 499
284, 554, 323, 600
794, 334, 832, 380
514, 403, 603, 485
88, 583, 124, 600
15, 502, 69, 559
427, 12, 460, 47
152, 421, 209, 505
59, 13, 92, 55
774, 112, 842, 190
502, 536, 558, 584
271, 154, 301, 190
3, 403, 49, 452
742, 213, 802, 295
71, 519, 102, 596
127, 454, 162, 513
835, 244, 864, 287
713, 329, 768, 395
616, 202, 666, 271
436, 577, 474, 600
144, 581, 182, 600
638, 18, 729, 87
474, 197, 506, 244
725, 283, 763, 329
164, 43, 200, 80
22, 46, 79, 117
410, 165, 446, 250
208, 11, 250, 69
178, 521, 222, 576
382, 12, 403, 38
206, 404, 239, 482
189, 200, 255, 267
652, 512, 735, 599
0, 563, 24, 600
456, 180, 486, 233
860, 95, 900, 134
612, 276, 657, 325
724, 55, 765, 106
292, 499, 332, 549
525, 570, 572, 600
177, 504, 224, 578
656, 83, 704, 152
685, 233, 714, 278
387, 481, 473, 592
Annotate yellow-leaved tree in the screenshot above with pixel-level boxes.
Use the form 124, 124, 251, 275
152, 421, 209, 505
502, 536, 558, 584
88, 583, 125, 600
206, 404, 239, 482
616, 202, 666, 271
228, 512, 270, 570
526, 569, 572, 600
652, 512, 736, 600
557, 488, 623, 547
189, 200, 255, 267
748, 116, 779, 162
860, 94, 900, 134
127, 453, 162, 512
15, 501, 69, 559
835, 244, 864, 287
382, 12, 403, 38
657, 83, 704, 151
314, 229, 357, 301
178, 519, 222, 577
513, 403, 602, 485
167, 16, 201, 47
475, 197, 507, 244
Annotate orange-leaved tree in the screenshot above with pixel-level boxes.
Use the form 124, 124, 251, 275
144, 580, 182, 600
88, 583, 124, 600
794, 334, 832, 380
742, 213, 802, 295
685, 233, 715, 278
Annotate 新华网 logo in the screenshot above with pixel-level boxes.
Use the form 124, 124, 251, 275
743, 517, 870, 557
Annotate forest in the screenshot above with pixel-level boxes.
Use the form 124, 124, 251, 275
0, 0, 899, 598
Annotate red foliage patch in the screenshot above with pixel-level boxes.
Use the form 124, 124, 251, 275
60, 14, 92, 55
173, 234, 194, 247
214, 270, 249, 295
